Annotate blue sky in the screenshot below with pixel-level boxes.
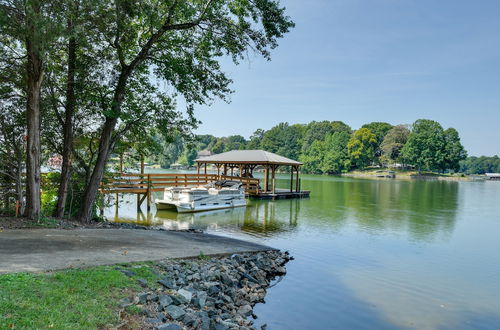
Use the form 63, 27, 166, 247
192, 0, 500, 156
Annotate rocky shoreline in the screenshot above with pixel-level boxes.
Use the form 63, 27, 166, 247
118, 250, 292, 330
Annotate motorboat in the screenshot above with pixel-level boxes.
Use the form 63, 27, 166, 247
155, 180, 247, 213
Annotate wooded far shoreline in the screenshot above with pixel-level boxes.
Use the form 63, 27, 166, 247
144, 119, 499, 176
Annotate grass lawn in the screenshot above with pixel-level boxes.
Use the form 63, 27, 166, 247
0, 263, 159, 329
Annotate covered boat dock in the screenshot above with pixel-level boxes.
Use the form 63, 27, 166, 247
195, 150, 310, 199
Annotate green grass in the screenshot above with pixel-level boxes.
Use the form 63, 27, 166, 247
33, 216, 60, 228
198, 251, 210, 260
0, 264, 159, 329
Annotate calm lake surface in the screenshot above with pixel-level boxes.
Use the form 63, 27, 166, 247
107, 171, 500, 330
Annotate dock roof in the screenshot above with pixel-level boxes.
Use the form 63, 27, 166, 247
195, 150, 302, 166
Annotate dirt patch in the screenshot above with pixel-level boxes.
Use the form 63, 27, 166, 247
0, 216, 151, 230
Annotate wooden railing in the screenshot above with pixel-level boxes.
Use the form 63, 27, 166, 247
100, 173, 261, 195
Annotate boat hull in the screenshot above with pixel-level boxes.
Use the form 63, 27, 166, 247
155, 199, 247, 213
155, 202, 177, 211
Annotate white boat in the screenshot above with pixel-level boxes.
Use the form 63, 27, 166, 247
155, 181, 247, 213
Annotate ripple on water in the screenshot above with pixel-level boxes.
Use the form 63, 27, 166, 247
108, 174, 500, 330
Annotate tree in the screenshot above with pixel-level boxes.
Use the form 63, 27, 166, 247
178, 148, 198, 167
347, 128, 377, 169
380, 124, 410, 163
247, 129, 265, 149
49, 0, 84, 218
460, 156, 500, 174
300, 140, 325, 174
443, 128, 467, 172
224, 135, 247, 151
197, 134, 217, 151
261, 122, 303, 160
1, 0, 49, 219
75, 0, 294, 222
331, 121, 352, 135
362, 122, 393, 164
320, 131, 351, 174
211, 138, 227, 154
158, 134, 184, 168
0, 26, 26, 214
0, 108, 25, 214
301, 121, 335, 153
400, 119, 446, 172
300, 130, 351, 174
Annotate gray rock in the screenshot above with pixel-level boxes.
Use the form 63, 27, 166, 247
205, 298, 215, 307
137, 292, 148, 304
177, 288, 193, 302
220, 313, 231, 320
137, 278, 148, 287
170, 293, 188, 305
166, 305, 186, 320
214, 323, 229, 330
148, 294, 159, 302
237, 304, 253, 317
159, 294, 173, 309
142, 251, 291, 330
118, 269, 135, 277
220, 273, 233, 286
207, 308, 218, 317
158, 278, 177, 289
194, 291, 207, 308
145, 317, 162, 324
183, 312, 199, 328
196, 311, 210, 330
240, 272, 259, 284
156, 324, 182, 330
118, 298, 133, 308
142, 308, 156, 317
208, 285, 220, 295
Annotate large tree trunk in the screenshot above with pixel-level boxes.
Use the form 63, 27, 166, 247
24, 0, 43, 220
76, 72, 129, 223
74, 6, 185, 222
76, 117, 117, 222
55, 24, 77, 218
16, 157, 24, 216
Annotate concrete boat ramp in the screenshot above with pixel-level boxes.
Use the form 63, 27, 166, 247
0, 228, 272, 274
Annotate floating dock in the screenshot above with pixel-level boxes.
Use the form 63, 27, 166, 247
248, 189, 310, 200
100, 172, 310, 212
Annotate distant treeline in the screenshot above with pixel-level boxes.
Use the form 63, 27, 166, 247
148, 119, 499, 175
459, 156, 500, 174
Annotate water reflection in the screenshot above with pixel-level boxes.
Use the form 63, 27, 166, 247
106, 176, 500, 329
110, 199, 301, 237
108, 176, 460, 242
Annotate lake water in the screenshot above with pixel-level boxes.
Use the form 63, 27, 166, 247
106, 172, 500, 330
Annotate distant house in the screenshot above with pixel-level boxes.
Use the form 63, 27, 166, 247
47, 154, 63, 169
197, 150, 213, 159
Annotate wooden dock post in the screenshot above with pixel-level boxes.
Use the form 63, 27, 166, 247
295, 168, 300, 192
146, 175, 151, 211
271, 165, 276, 194
264, 166, 269, 192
